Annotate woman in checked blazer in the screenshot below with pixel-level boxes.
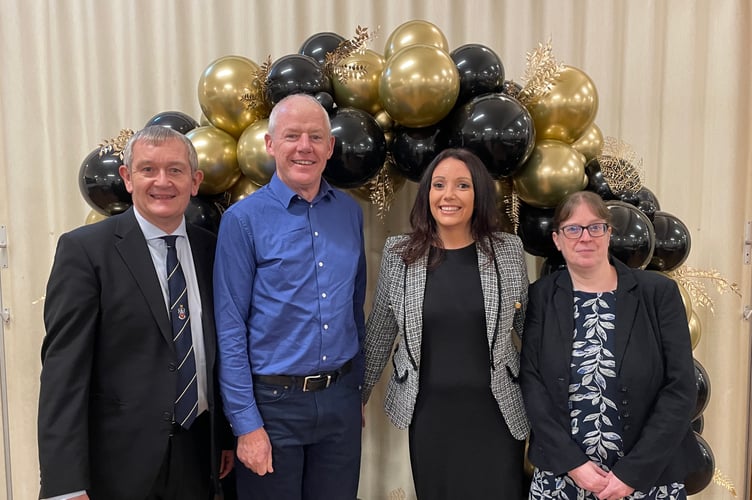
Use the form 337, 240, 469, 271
362, 148, 530, 499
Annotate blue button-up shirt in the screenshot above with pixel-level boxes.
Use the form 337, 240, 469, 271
214, 173, 366, 435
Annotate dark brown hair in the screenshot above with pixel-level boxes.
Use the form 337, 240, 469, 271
397, 148, 500, 268
552, 190, 612, 231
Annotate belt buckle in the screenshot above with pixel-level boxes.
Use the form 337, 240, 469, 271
302, 374, 331, 392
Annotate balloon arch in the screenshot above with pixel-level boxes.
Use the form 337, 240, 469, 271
77, 20, 716, 494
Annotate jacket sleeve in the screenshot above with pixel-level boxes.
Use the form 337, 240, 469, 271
519, 279, 590, 475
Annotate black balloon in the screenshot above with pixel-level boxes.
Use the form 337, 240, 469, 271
78, 147, 132, 216
145, 111, 199, 135
685, 432, 715, 495
647, 211, 691, 272
517, 203, 558, 258
585, 158, 617, 200
634, 186, 661, 220
325, 107, 387, 188
443, 93, 535, 178
315, 92, 336, 114
691, 415, 704, 434
501, 80, 523, 98
185, 196, 224, 234
265, 54, 332, 106
449, 44, 505, 104
299, 31, 345, 65
605, 200, 655, 269
391, 124, 446, 182
693, 358, 711, 420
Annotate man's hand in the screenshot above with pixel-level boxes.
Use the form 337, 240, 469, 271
237, 428, 273, 475
597, 471, 634, 500
567, 461, 608, 494
219, 449, 235, 479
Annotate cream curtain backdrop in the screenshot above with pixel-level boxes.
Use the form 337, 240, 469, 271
0, 0, 750, 498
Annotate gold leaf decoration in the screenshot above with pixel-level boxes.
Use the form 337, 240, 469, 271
324, 25, 379, 85
668, 265, 742, 314
598, 136, 643, 194
713, 468, 738, 497
365, 161, 398, 220
98, 128, 135, 160
517, 38, 565, 106
241, 55, 272, 116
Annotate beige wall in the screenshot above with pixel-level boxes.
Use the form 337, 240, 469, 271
1, 1, 751, 498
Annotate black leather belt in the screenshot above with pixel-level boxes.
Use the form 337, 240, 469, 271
253, 359, 352, 392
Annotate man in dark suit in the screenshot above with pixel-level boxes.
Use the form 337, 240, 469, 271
38, 125, 233, 500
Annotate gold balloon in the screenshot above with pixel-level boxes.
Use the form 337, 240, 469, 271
373, 110, 395, 132
688, 310, 701, 349
512, 140, 588, 208
677, 280, 693, 321
187, 126, 241, 196
85, 209, 108, 225
237, 118, 276, 186
379, 44, 460, 128
229, 175, 260, 204
571, 123, 604, 162
197, 55, 263, 139
332, 49, 385, 115
384, 20, 449, 60
527, 65, 599, 143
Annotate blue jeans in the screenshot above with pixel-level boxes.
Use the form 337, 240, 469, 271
235, 367, 362, 500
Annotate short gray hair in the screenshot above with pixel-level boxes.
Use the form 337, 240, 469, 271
122, 125, 199, 173
267, 93, 331, 137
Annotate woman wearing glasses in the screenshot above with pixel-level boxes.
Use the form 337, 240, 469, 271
520, 191, 703, 500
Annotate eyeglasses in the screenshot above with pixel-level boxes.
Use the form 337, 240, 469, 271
558, 223, 609, 239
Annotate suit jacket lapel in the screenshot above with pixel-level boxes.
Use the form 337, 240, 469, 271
404, 254, 426, 368
552, 271, 575, 393
477, 242, 499, 350
114, 210, 173, 346
613, 261, 638, 371
186, 225, 216, 373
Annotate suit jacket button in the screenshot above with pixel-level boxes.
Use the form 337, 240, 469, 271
623, 424, 631, 431
621, 399, 628, 405
168, 362, 177, 371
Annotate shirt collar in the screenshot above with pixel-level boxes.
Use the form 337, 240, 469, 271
269, 172, 336, 207
132, 206, 188, 241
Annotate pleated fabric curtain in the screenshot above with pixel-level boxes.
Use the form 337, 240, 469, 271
0, 1, 750, 498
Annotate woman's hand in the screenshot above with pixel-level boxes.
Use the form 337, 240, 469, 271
596, 471, 634, 500
567, 461, 609, 494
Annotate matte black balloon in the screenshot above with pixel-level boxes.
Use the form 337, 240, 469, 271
684, 432, 715, 495
145, 111, 199, 135
78, 147, 132, 216
315, 91, 335, 114
299, 31, 345, 65
391, 124, 446, 182
691, 415, 704, 434
517, 202, 558, 258
325, 107, 387, 188
693, 358, 711, 420
443, 93, 535, 178
539, 254, 567, 277
605, 200, 655, 269
647, 211, 691, 272
584, 158, 617, 200
265, 54, 332, 106
449, 44, 505, 104
185, 196, 224, 234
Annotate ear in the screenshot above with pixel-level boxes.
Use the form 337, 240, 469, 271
264, 133, 274, 156
119, 165, 134, 194
552, 230, 561, 251
191, 169, 204, 196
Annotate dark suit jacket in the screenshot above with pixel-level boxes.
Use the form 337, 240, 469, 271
519, 258, 703, 491
38, 208, 230, 499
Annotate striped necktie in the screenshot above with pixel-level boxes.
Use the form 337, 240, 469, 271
162, 235, 198, 429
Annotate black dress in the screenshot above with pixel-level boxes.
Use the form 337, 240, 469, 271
409, 244, 524, 499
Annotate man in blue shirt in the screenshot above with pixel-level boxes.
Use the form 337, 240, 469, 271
214, 93, 366, 500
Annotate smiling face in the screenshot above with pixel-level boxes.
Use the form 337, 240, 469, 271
552, 201, 612, 273
265, 95, 335, 201
429, 157, 475, 241
119, 137, 203, 233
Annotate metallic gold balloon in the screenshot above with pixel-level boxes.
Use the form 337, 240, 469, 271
332, 49, 385, 115
379, 44, 460, 128
197, 55, 263, 139
237, 118, 276, 186
688, 310, 701, 350
527, 65, 599, 143
384, 20, 449, 60
373, 110, 395, 132
571, 122, 604, 161
85, 209, 108, 225
186, 126, 241, 196
512, 139, 588, 208
229, 175, 261, 204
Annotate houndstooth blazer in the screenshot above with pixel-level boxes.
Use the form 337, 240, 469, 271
362, 232, 530, 440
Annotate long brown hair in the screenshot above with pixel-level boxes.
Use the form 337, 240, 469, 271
397, 148, 500, 268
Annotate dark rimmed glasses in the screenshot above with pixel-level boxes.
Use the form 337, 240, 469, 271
558, 223, 609, 239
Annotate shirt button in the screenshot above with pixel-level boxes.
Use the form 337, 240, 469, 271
314, 231, 319, 237
318, 261, 324, 267
323, 324, 329, 330
321, 292, 327, 298
322, 355, 327, 361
